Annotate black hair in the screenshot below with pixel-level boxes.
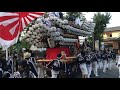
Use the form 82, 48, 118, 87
0, 57, 2, 61
47, 36, 51, 38
18, 60, 28, 69
4, 65, 9, 71
29, 50, 32, 53
59, 12, 63, 19
31, 53, 35, 57
81, 50, 85, 57
13, 56, 17, 59
24, 49, 29, 52
103, 50, 106, 54
24, 50, 27, 52
57, 54, 62, 58
26, 49, 30, 52
3, 72, 10, 78
0, 58, 7, 70
0, 71, 3, 78
68, 16, 75, 21
18, 60, 30, 78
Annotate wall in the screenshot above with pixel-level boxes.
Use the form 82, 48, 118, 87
103, 31, 120, 39
103, 31, 120, 52
113, 41, 118, 49
112, 32, 120, 38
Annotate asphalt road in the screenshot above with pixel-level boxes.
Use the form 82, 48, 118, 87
92, 62, 118, 78
75, 61, 119, 78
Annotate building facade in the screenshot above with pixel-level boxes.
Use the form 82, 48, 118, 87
103, 26, 120, 52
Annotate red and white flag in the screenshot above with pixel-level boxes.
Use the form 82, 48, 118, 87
0, 12, 44, 49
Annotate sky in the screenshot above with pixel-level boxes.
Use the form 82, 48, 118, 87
83, 12, 120, 28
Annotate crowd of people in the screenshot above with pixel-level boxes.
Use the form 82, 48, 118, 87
0, 48, 117, 78
0, 49, 38, 78
76, 49, 116, 78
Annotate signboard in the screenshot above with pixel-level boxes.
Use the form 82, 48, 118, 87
95, 40, 99, 50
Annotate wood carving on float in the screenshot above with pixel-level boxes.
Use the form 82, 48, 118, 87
19, 12, 95, 61
61, 51, 67, 60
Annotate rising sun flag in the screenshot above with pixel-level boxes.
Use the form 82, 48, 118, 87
0, 12, 44, 49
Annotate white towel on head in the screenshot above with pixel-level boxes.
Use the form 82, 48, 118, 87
75, 17, 82, 26
13, 71, 21, 78
24, 52, 31, 59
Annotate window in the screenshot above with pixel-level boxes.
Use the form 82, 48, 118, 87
110, 34, 112, 37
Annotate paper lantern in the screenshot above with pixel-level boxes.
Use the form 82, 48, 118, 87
39, 34, 42, 37
48, 28, 55, 32
38, 23, 44, 28
33, 32, 37, 36
31, 35, 36, 39
29, 41, 32, 45
26, 34, 31, 38
39, 28, 44, 32
35, 39, 39, 42
35, 23, 39, 28
51, 27, 56, 32
36, 18, 43, 23
35, 43, 39, 47
35, 36, 39, 39
50, 32, 60, 37
27, 31, 32, 35
25, 38, 30, 42
32, 25, 36, 29
24, 28, 27, 31
36, 29, 40, 33
63, 20, 68, 24
30, 38, 33, 41
29, 27, 34, 31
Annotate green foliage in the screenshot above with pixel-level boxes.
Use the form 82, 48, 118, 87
65, 12, 86, 20
87, 12, 111, 49
93, 12, 111, 41
9, 39, 31, 53
87, 36, 93, 44
66, 12, 82, 18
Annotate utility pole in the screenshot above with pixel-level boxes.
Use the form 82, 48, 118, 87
92, 33, 95, 50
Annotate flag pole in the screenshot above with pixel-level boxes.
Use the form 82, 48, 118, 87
6, 48, 8, 61
6, 48, 14, 76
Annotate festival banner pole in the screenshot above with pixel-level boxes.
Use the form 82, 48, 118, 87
6, 48, 8, 61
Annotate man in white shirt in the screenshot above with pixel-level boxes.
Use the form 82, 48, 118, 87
117, 50, 120, 78
47, 54, 62, 78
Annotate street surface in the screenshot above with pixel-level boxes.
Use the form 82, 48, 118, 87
75, 61, 119, 78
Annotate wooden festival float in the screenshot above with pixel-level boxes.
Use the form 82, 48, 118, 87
19, 13, 95, 64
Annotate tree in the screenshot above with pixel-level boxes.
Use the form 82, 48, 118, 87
9, 39, 31, 53
65, 12, 86, 20
89, 12, 111, 50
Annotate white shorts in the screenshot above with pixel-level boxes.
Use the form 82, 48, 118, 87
108, 59, 112, 62
80, 63, 88, 75
92, 61, 97, 68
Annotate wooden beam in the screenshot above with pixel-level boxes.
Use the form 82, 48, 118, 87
37, 56, 77, 62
